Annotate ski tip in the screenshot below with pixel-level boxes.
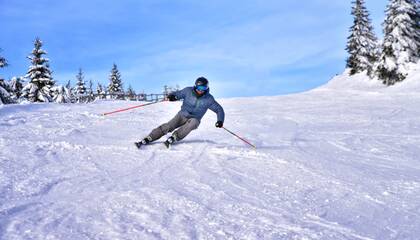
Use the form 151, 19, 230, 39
134, 142, 142, 149
163, 141, 171, 149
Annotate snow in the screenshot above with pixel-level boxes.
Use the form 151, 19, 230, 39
317, 62, 420, 93
1, 64, 420, 239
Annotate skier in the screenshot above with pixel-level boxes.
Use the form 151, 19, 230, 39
135, 77, 225, 148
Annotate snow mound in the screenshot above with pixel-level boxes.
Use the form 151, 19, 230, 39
315, 62, 420, 93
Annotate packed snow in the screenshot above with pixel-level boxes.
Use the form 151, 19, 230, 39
1, 65, 420, 239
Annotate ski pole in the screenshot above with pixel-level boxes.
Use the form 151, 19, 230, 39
222, 127, 256, 149
101, 100, 166, 116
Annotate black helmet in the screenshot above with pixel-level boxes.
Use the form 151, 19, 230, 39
195, 77, 208, 87
194, 77, 209, 92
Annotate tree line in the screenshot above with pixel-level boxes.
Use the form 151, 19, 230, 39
0, 38, 177, 105
346, 0, 419, 85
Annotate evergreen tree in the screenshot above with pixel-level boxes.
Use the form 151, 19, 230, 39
346, 0, 378, 77
21, 38, 55, 102
9, 77, 24, 100
126, 84, 136, 100
75, 68, 86, 95
376, 0, 419, 85
65, 80, 75, 103
74, 68, 88, 103
414, 0, 420, 57
66, 80, 72, 90
96, 82, 106, 99
0, 79, 13, 104
52, 85, 71, 103
107, 63, 124, 99
87, 79, 94, 102
88, 79, 95, 97
0, 49, 12, 104
0, 49, 8, 68
88, 79, 94, 95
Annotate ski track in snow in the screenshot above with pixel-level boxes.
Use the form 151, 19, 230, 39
1, 88, 420, 239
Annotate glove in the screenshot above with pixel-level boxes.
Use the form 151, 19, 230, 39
167, 94, 177, 101
215, 121, 223, 128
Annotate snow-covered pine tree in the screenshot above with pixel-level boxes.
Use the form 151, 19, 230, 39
126, 84, 136, 100
74, 68, 87, 102
50, 85, 70, 103
65, 80, 75, 103
0, 48, 8, 68
0, 79, 13, 104
66, 80, 72, 91
9, 77, 24, 100
414, 0, 420, 57
346, 0, 378, 77
88, 79, 93, 94
88, 79, 94, 102
107, 63, 124, 99
96, 82, 103, 95
0, 49, 13, 104
21, 38, 55, 102
96, 82, 105, 99
75, 68, 86, 95
376, 0, 419, 85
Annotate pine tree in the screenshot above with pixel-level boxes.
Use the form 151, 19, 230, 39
96, 82, 106, 99
376, 0, 419, 85
75, 68, 86, 95
21, 38, 55, 102
414, 0, 420, 57
0, 79, 13, 104
51, 85, 71, 103
0, 48, 8, 68
87, 79, 94, 102
65, 80, 75, 103
88, 79, 93, 95
9, 77, 24, 100
346, 0, 379, 77
74, 68, 87, 102
66, 80, 72, 90
126, 84, 136, 100
108, 63, 124, 99
0, 49, 12, 104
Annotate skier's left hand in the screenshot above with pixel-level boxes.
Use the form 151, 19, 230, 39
167, 94, 177, 101
215, 121, 223, 128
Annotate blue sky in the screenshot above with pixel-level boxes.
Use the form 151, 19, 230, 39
1, 0, 388, 98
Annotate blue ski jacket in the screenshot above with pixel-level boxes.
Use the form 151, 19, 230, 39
172, 87, 225, 122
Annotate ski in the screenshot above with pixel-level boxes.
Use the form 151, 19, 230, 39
134, 141, 143, 149
163, 136, 175, 149
135, 141, 171, 149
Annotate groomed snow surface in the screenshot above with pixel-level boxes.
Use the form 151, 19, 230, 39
1, 65, 420, 239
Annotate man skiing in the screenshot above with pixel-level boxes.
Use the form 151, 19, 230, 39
135, 77, 225, 148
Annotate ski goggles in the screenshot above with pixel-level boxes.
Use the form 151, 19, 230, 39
195, 85, 208, 91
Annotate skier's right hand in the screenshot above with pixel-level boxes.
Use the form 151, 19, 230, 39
167, 94, 177, 101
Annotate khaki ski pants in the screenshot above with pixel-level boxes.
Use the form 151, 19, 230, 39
148, 113, 200, 141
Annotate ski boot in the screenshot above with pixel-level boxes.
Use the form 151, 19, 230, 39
135, 136, 152, 149
164, 136, 176, 149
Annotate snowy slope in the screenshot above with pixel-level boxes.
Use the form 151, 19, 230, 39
1, 67, 420, 239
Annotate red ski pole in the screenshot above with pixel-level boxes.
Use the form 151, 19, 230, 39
101, 100, 166, 116
222, 127, 256, 149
